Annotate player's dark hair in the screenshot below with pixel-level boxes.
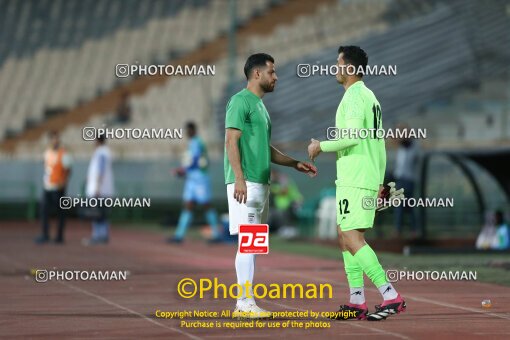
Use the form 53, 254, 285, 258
338, 45, 368, 77
244, 53, 274, 80
185, 121, 196, 131
96, 133, 106, 144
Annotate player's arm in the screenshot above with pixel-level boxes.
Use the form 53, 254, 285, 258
308, 118, 363, 161
225, 128, 247, 203
186, 139, 201, 170
379, 140, 386, 186
225, 96, 249, 203
225, 128, 244, 181
95, 154, 106, 197
270, 145, 298, 167
174, 142, 200, 177
375, 137, 387, 210
319, 117, 363, 152
309, 91, 365, 160
271, 145, 317, 177
377, 140, 404, 212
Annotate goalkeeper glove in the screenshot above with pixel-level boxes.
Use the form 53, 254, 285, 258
376, 182, 405, 212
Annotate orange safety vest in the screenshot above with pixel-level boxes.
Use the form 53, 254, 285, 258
44, 148, 69, 188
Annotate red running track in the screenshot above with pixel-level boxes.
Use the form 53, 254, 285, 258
1, 221, 509, 339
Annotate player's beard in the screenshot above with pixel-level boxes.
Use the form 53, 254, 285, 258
336, 73, 345, 85
260, 80, 275, 93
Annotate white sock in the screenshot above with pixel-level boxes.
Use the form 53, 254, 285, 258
349, 287, 365, 305
378, 283, 398, 300
235, 252, 256, 305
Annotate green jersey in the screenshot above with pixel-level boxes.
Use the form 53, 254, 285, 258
224, 89, 272, 185
320, 81, 386, 191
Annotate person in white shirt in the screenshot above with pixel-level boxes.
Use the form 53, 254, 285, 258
83, 134, 114, 245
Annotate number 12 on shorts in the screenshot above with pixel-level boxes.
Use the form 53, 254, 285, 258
239, 224, 269, 254
339, 199, 350, 215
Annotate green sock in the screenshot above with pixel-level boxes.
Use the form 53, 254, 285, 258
353, 244, 388, 288
342, 251, 364, 288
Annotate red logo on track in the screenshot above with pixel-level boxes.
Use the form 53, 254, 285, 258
238, 224, 269, 254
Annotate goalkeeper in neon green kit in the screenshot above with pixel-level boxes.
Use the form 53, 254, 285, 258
308, 46, 406, 321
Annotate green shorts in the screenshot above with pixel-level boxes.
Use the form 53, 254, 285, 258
336, 186, 377, 231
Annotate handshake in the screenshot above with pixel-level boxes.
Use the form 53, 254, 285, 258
306, 138, 404, 212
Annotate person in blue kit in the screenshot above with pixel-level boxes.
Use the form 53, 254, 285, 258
168, 121, 222, 243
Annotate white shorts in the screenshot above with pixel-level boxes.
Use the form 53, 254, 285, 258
227, 181, 270, 235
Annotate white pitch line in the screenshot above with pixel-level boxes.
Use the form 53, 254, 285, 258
275, 269, 510, 321
60, 281, 202, 340
125, 241, 510, 322
137, 240, 411, 339
262, 298, 411, 340
0, 253, 202, 340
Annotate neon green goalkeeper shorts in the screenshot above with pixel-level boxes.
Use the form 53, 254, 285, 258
336, 186, 378, 231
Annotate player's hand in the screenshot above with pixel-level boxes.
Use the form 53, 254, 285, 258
376, 182, 405, 212
307, 138, 322, 162
377, 184, 388, 200
172, 167, 185, 177
234, 178, 247, 204
295, 161, 318, 178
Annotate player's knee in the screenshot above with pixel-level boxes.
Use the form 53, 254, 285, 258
246, 200, 263, 219
341, 233, 359, 254
344, 242, 357, 255
246, 198, 263, 209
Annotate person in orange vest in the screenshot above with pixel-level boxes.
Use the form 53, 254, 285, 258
35, 131, 72, 244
